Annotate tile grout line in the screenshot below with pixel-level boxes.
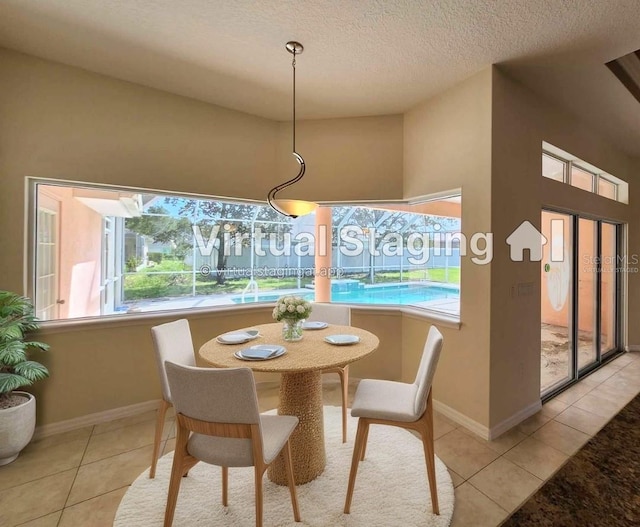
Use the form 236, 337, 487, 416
58, 424, 95, 523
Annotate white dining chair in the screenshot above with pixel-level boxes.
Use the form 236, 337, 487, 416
163, 362, 301, 527
308, 303, 351, 443
344, 325, 443, 515
149, 319, 196, 479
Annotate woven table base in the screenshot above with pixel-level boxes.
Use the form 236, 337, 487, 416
268, 370, 326, 485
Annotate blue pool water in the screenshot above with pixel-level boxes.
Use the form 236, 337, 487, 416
232, 283, 459, 306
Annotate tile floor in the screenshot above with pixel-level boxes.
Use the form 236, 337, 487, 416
1, 351, 638, 527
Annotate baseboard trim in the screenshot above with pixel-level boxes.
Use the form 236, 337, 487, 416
34, 399, 162, 440
433, 400, 490, 440
487, 399, 541, 440
433, 398, 542, 441
626, 345, 640, 352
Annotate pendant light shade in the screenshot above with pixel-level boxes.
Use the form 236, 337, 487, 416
267, 41, 318, 219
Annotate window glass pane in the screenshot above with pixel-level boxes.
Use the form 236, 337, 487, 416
542, 154, 565, 182
571, 167, 594, 192
600, 223, 617, 354
330, 200, 461, 315
33, 182, 462, 320
598, 178, 617, 200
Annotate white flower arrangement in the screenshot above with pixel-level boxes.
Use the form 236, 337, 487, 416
272, 295, 312, 321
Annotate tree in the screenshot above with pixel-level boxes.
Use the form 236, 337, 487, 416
126, 206, 193, 259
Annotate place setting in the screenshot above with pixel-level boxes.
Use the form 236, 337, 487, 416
323, 334, 360, 346
215, 329, 260, 345
233, 344, 287, 361
302, 320, 329, 330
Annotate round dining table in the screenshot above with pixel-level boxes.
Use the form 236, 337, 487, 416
199, 322, 379, 485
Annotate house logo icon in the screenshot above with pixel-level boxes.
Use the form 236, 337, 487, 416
506, 221, 548, 262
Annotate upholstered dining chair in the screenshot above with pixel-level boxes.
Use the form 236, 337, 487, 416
149, 319, 196, 479
344, 325, 443, 515
308, 303, 351, 443
163, 362, 301, 527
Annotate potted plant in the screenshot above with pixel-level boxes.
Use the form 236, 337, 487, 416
0, 291, 49, 465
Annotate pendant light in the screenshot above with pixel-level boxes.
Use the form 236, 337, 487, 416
267, 41, 318, 218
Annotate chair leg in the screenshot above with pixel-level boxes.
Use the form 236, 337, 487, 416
163, 424, 188, 527
422, 394, 439, 515
254, 467, 264, 527
282, 440, 301, 522
344, 418, 367, 514
339, 366, 349, 443
222, 466, 228, 506
359, 421, 370, 461
150, 399, 171, 479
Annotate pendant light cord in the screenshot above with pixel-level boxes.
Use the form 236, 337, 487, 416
267, 43, 307, 216
292, 51, 296, 153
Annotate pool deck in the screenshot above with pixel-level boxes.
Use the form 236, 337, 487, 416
121, 282, 460, 317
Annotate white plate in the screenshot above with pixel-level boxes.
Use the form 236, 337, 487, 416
216, 330, 260, 345
324, 334, 360, 346
234, 345, 286, 361
302, 321, 329, 330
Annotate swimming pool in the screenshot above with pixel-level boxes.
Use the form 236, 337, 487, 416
231, 282, 459, 306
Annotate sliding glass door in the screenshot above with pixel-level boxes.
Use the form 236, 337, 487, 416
540, 211, 622, 397
541, 211, 574, 393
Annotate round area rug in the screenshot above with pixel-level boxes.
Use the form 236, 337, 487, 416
115, 406, 454, 526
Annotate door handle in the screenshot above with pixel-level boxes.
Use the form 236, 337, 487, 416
56, 299, 66, 305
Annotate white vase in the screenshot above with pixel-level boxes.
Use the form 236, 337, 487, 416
0, 392, 36, 466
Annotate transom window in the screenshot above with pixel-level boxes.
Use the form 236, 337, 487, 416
542, 143, 627, 203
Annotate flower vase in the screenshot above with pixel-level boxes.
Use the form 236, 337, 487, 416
282, 319, 304, 342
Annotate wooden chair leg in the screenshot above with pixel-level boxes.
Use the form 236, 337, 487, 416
282, 441, 301, 522
359, 421, 370, 461
422, 393, 439, 515
254, 467, 264, 527
163, 424, 188, 527
150, 399, 171, 479
222, 466, 228, 506
344, 419, 367, 514
339, 366, 349, 443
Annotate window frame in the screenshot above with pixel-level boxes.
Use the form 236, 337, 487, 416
541, 149, 623, 202
26, 177, 462, 325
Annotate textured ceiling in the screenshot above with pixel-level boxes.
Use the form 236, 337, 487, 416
0, 0, 639, 155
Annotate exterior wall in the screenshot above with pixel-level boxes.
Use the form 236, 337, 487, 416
38, 185, 103, 319
403, 68, 493, 428
490, 67, 635, 430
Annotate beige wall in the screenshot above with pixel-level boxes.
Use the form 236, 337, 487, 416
276, 115, 404, 202
0, 48, 406, 426
490, 67, 634, 429
403, 68, 493, 427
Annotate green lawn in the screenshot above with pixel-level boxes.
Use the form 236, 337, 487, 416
123, 262, 459, 301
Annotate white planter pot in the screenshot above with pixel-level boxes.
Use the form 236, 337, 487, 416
0, 392, 36, 466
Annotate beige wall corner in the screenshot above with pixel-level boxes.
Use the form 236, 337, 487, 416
403, 68, 493, 428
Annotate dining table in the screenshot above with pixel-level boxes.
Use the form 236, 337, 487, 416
198, 322, 379, 485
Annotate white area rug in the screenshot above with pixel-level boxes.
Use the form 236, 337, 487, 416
115, 406, 454, 526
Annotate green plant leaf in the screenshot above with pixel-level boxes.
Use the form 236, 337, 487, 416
0, 321, 24, 341
0, 340, 27, 366
14, 361, 49, 381
24, 341, 50, 352
0, 372, 31, 394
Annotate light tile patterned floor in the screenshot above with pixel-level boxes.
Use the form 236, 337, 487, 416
0, 352, 638, 527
